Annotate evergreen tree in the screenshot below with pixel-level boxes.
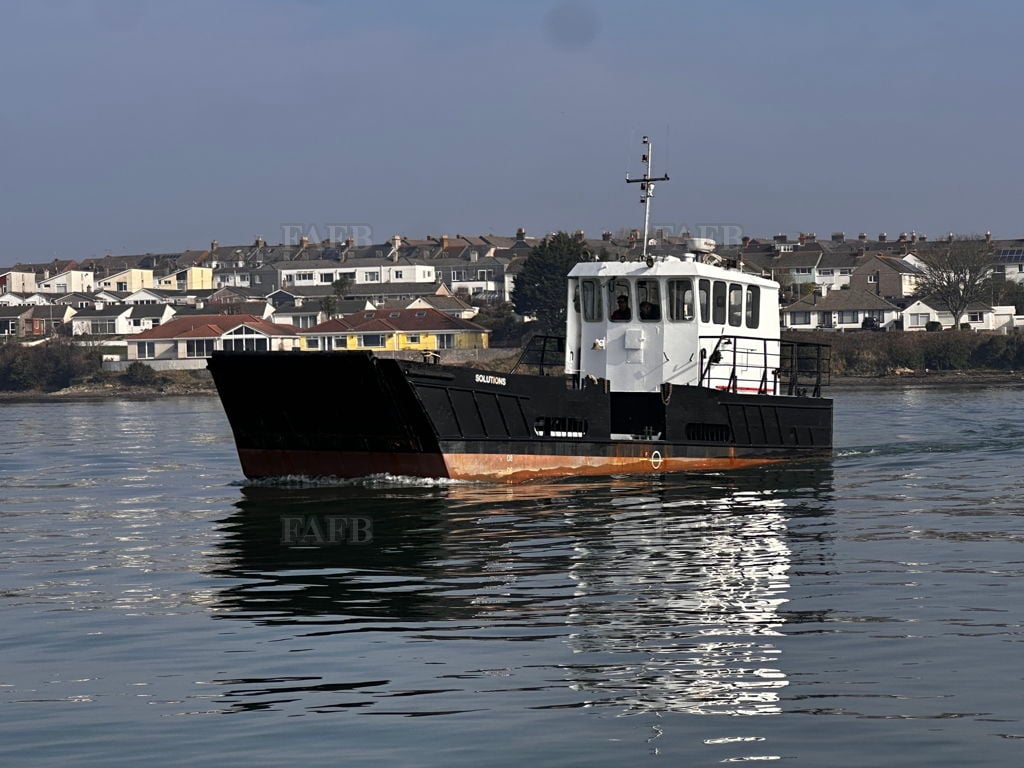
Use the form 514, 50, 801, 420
512, 232, 588, 334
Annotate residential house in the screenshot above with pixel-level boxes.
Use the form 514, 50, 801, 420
901, 298, 1017, 332
156, 266, 213, 291
127, 314, 300, 370
96, 268, 155, 293
377, 294, 478, 320
68, 306, 133, 336
783, 287, 902, 331
127, 304, 176, 333
36, 269, 95, 294
301, 307, 489, 352
0, 270, 37, 294
849, 254, 922, 299
0, 305, 33, 336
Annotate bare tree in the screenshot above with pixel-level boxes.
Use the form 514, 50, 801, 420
915, 235, 994, 328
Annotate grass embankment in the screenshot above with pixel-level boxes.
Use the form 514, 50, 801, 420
789, 329, 1024, 380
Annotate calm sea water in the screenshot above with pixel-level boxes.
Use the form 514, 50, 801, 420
1, 384, 1022, 766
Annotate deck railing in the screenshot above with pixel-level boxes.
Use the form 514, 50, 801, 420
698, 335, 831, 397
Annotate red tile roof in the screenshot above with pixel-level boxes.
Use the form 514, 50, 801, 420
132, 314, 298, 340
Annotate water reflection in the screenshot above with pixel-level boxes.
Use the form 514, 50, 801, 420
209, 466, 834, 717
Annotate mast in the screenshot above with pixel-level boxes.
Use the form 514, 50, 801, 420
625, 135, 669, 263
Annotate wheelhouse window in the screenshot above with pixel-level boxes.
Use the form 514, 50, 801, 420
667, 278, 694, 321
636, 279, 661, 321
698, 279, 711, 323
712, 280, 727, 325
581, 279, 602, 322
745, 286, 760, 328
728, 283, 743, 327
609, 279, 631, 321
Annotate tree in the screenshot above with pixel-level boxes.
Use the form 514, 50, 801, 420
319, 277, 353, 320
915, 235, 994, 329
511, 232, 588, 334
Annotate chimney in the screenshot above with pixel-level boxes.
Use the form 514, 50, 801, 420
897, 232, 907, 242
858, 232, 868, 242
299, 235, 309, 248
806, 232, 817, 243
344, 237, 353, 248
741, 235, 751, 246
440, 234, 449, 250
774, 233, 788, 244
878, 232, 887, 243
831, 231, 845, 243
211, 240, 218, 253
602, 231, 612, 241
919, 234, 928, 242
254, 236, 265, 249
798, 232, 806, 246
985, 231, 992, 242
575, 229, 585, 242
515, 227, 526, 242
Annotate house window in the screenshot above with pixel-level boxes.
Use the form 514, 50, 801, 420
838, 310, 859, 324
222, 327, 270, 352
477, 269, 494, 281
116, 282, 128, 291
968, 312, 983, 323
307, 337, 320, 350
364, 271, 380, 282
867, 274, 878, 284
451, 270, 466, 281
92, 319, 116, 334
186, 339, 215, 358
793, 267, 811, 275
909, 313, 930, 327
818, 269, 833, 277
319, 272, 334, 283
789, 311, 811, 325
839, 269, 852, 275
360, 334, 385, 348
2, 320, 16, 334
393, 270, 403, 280
295, 315, 316, 329
436, 333, 455, 349
406, 334, 420, 344
138, 341, 155, 359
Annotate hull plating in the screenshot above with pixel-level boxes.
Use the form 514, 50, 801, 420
209, 350, 833, 483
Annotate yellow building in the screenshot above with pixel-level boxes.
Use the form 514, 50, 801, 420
300, 307, 489, 352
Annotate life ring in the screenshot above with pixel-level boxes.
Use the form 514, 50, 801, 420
650, 450, 663, 470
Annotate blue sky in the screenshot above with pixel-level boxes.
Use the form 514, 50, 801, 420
1, 0, 1021, 262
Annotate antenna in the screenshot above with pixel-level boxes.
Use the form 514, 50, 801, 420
625, 135, 669, 264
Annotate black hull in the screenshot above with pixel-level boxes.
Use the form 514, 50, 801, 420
208, 350, 833, 482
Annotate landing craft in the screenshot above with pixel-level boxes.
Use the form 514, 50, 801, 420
209, 137, 832, 482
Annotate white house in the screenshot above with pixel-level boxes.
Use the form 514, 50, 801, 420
36, 269, 95, 294
901, 298, 1017, 332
